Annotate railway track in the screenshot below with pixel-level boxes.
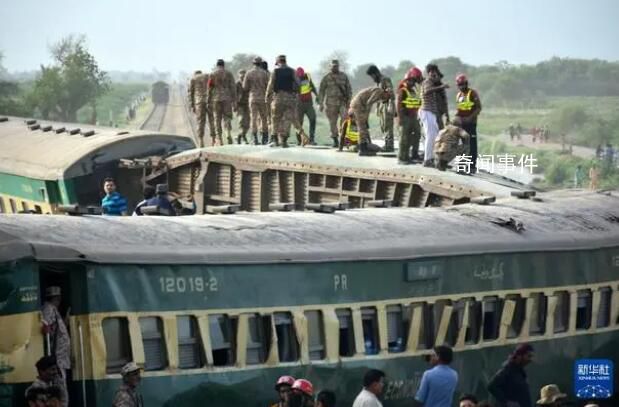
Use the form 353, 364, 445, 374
140, 85, 197, 145
139, 102, 167, 131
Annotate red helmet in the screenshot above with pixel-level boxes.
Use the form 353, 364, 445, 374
296, 67, 305, 78
292, 379, 314, 396
405, 67, 423, 80
455, 73, 468, 85
275, 375, 296, 390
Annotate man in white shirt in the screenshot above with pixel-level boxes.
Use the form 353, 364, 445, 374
352, 369, 386, 407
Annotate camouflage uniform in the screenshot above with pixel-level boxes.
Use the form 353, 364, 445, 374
188, 71, 214, 147
266, 61, 299, 147
318, 65, 352, 144
207, 66, 237, 145
113, 384, 144, 407
350, 86, 388, 145
236, 71, 250, 144
42, 301, 70, 407
434, 125, 470, 170
243, 63, 270, 144
376, 76, 396, 151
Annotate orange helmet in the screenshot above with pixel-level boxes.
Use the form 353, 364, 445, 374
275, 375, 296, 390
455, 73, 468, 85
292, 379, 314, 396
405, 67, 423, 80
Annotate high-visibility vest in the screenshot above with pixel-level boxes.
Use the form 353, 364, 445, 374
300, 74, 312, 95
344, 117, 359, 144
401, 87, 421, 109
456, 89, 475, 111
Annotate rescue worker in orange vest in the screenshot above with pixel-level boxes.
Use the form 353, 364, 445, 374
339, 111, 360, 151
453, 74, 482, 173
271, 375, 295, 407
296, 67, 318, 145
291, 379, 315, 407
396, 67, 423, 164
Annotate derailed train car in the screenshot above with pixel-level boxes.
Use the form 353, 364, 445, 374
0, 190, 618, 407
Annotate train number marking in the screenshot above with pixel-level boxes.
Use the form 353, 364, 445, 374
159, 276, 218, 294
334, 274, 348, 291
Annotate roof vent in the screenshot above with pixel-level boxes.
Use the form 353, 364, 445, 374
55, 127, 66, 134
268, 202, 296, 211
41, 125, 53, 132
25, 119, 37, 125
68, 128, 81, 135
0, 117, 8, 122
511, 190, 536, 199
29, 124, 41, 130
205, 204, 240, 214
367, 199, 393, 208
490, 217, 525, 233
81, 130, 95, 137
116, 131, 130, 135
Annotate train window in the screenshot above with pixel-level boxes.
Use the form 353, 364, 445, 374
482, 296, 503, 340
34, 205, 42, 214
553, 291, 570, 333
209, 314, 236, 366
246, 314, 271, 365
416, 303, 435, 349
597, 287, 612, 328
177, 316, 204, 369
102, 317, 132, 374
139, 317, 168, 370
336, 309, 355, 357
9, 199, 16, 213
529, 293, 547, 335
305, 310, 325, 360
274, 312, 299, 362
387, 305, 406, 352
576, 289, 592, 330
446, 300, 466, 347
465, 299, 482, 344
0, 198, 5, 213
361, 307, 380, 355
506, 294, 526, 338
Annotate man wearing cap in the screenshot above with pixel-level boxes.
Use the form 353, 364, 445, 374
145, 184, 176, 216
296, 67, 318, 145
236, 69, 250, 144
41, 287, 70, 406
419, 64, 450, 167
349, 85, 391, 156
397, 67, 424, 164
265, 55, 298, 148
25, 356, 68, 407
536, 384, 567, 407
453, 73, 482, 173
488, 343, 535, 407
318, 60, 352, 148
367, 65, 396, 153
188, 70, 214, 147
113, 362, 144, 407
243, 56, 270, 145
207, 59, 237, 145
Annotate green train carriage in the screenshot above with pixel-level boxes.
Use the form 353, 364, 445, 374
1, 190, 618, 407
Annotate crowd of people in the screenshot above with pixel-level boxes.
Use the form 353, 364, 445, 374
188, 56, 481, 171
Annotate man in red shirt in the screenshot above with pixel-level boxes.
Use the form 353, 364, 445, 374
296, 67, 318, 145
453, 74, 482, 172
396, 67, 423, 164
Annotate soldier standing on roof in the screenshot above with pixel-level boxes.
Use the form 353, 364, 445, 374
207, 59, 237, 145
236, 69, 250, 144
318, 60, 352, 148
188, 70, 214, 147
243, 57, 270, 145
367, 65, 396, 152
266, 55, 299, 148
262, 60, 274, 144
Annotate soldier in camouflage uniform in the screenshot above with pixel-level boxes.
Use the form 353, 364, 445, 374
266, 55, 299, 148
318, 60, 352, 148
188, 70, 214, 147
113, 362, 144, 407
366, 65, 396, 152
41, 286, 70, 407
236, 69, 250, 144
434, 124, 470, 171
207, 59, 237, 145
349, 85, 391, 156
243, 57, 270, 145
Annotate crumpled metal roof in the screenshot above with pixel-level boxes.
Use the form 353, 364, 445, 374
0, 117, 195, 180
0, 190, 617, 265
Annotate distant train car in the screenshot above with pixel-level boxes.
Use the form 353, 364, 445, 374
151, 81, 170, 105
0, 117, 195, 214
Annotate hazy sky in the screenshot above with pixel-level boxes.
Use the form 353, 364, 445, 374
2, 0, 618, 74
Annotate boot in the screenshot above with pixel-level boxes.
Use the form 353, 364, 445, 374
423, 159, 435, 168
252, 132, 259, 145
227, 135, 234, 145
358, 142, 377, 156
236, 134, 242, 144
269, 134, 279, 147
261, 132, 269, 145
296, 132, 302, 145
309, 134, 316, 145
210, 137, 216, 146
217, 135, 224, 146
331, 136, 339, 148
280, 135, 289, 148
384, 139, 394, 152
242, 134, 249, 144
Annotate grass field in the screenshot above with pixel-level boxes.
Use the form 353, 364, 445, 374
76, 83, 149, 126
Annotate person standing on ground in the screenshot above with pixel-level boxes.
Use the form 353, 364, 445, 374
589, 162, 600, 190
414, 345, 458, 407
349, 85, 391, 156
318, 60, 352, 148
188, 70, 213, 147
101, 178, 128, 216
574, 165, 584, 188
113, 362, 144, 407
352, 369, 386, 407
236, 69, 250, 144
207, 59, 237, 145
487, 343, 535, 407
271, 376, 295, 407
265, 55, 298, 148
243, 57, 270, 145
453, 73, 482, 173
25, 357, 67, 407
419, 64, 450, 167
296, 67, 318, 145
41, 287, 70, 407
396, 67, 423, 164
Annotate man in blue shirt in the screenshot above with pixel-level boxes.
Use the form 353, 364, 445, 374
145, 184, 176, 216
101, 178, 128, 216
415, 345, 458, 407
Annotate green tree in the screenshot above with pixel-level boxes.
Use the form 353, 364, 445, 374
0, 51, 27, 116
316, 50, 350, 80
549, 105, 588, 137
30, 35, 110, 122
225, 53, 258, 79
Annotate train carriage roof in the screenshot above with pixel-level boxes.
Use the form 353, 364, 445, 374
0, 190, 617, 265
0, 117, 195, 180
